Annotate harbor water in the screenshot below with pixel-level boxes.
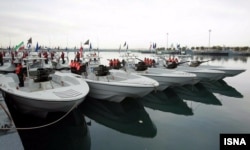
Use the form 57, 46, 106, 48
3, 52, 250, 150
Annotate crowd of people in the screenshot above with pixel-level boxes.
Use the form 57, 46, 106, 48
143, 57, 156, 67
109, 58, 121, 69
166, 57, 179, 64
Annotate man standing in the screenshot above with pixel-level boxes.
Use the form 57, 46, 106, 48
76, 51, 80, 62
61, 51, 65, 64
16, 63, 24, 87
43, 51, 48, 64
0, 51, 3, 66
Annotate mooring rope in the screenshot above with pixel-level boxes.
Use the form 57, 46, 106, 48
0, 100, 78, 131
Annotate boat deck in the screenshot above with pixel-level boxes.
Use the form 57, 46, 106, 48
0, 92, 24, 150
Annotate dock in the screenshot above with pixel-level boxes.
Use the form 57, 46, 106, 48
0, 91, 24, 150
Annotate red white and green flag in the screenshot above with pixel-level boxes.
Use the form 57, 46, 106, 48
14, 41, 24, 51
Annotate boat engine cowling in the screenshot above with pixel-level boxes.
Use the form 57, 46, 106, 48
35, 68, 51, 82
135, 62, 147, 71
94, 65, 110, 76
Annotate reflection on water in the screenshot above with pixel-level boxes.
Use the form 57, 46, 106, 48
172, 83, 222, 105
201, 80, 243, 98
140, 89, 193, 116
5, 101, 91, 150
79, 97, 157, 138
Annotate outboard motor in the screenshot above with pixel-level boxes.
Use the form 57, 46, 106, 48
35, 68, 50, 82
94, 65, 110, 76
166, 61, 178, 69
75, 63, 87, 75
135, 62, 147, 71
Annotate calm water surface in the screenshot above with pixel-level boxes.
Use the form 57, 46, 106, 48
5, 52, 250, 150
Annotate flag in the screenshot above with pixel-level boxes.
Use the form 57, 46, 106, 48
35, 42, 39, 52
152, 43, 157, 49
84, 40, 89, 45
27, 37, 32, 44
149, 43, 152, 50
89, 43, 92, 51
177, 44, 180, 50
27, 37, 32, 49
14, 41, 24, 51
123, 42, 127, 47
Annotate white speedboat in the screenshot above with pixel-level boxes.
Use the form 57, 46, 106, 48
84, 69, 158, 102
153, 55, 226, 81
121, 54, 198, 91
195, 64, 246, 78
75, 53, 159, 102
174, 65, 226, 81
183, 59, 245, 78
0, 71, 89, 116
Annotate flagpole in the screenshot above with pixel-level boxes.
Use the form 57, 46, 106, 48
9, 34, 11, 52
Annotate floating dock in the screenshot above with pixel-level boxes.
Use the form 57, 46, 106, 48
0, 92, 24, 150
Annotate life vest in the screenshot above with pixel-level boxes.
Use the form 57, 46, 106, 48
76, 63, 81, 70
113, 59, 117, 67
109, 60, 113, 67
72, 61, 77, 68
149, 59, 152, 66
116, 59, 120, 66
43, 52, 48, 58
16, 65, 22, 74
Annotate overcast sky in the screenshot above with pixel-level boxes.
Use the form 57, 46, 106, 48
1, 0, 250, 49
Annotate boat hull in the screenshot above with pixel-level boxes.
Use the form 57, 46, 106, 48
0, 72, 89, 117
83, 69, 158, 102
85, 81, 156, 102
140, 68, 199, 91
198, 65, 246, 77
176, 66, 225, 81
2, 90, 86, 114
